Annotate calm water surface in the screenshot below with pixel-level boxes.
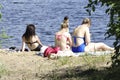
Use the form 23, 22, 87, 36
0, 0, 115, 49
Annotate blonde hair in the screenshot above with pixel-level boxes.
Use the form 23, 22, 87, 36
60, 23, 69, 32
61, 23, 68, 29
82, 18, 91, 25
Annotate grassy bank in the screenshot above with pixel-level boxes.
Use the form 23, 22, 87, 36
0, 50, 119, 80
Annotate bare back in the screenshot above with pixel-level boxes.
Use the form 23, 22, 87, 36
55, 31, 72, 51
72, 25, 90, 47
22, 35, 41, 50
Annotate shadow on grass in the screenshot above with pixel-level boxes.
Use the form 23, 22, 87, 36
37, 64, 120, 80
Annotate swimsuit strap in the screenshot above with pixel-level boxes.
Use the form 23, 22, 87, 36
56, 34, 68, 41
56, 35, 62, 40
72, 36, 84, 39
26, 41, 38, 46
72, 36, 84, 45
31, 44, 42, 51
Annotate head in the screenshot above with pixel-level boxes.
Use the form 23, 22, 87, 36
23, 24, 36, 41
60, 23, 69, 32
63, 16, 69, 23
81, 18, 91, 27
61, 23, 68, 29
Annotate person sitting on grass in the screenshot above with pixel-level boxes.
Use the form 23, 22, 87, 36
21, 24, 60, 58
72, 18, 114, 53
53, 17, 75, 57
55, 23, 72, 51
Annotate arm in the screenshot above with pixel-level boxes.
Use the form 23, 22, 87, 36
55, 35, 57, 46
85, 27, 91, 45
21, 38, 26, 51
36, 35, 43, 46
67, 33, 73, 47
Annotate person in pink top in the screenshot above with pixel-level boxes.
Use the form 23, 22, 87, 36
55, 16, 72, 51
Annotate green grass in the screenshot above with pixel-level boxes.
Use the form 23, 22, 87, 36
0, 52, 119, 80
0, 62, 7, 77
36, 55, 113, 80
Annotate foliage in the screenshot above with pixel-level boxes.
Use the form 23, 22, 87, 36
0, 4, 2, 48
0, 28, 12, 39
0, 4, 2, 19
85, 0, 120, 67
0, 28, 13, 48
0, 4, 12, 48
0, 13, 1, 19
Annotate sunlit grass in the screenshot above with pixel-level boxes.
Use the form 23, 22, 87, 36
0, 62, 7, 76
39, 54, 112, 80
0, 51, 117, 80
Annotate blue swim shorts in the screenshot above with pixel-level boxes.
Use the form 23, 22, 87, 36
72, 43, 86, 53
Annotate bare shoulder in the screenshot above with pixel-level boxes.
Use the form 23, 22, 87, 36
34, 35, 38, 37
64, 32, 71, 37
55, 31, 59, 34
81, 25, 89, 31
74, 25, 85, 31
73, 26, 79, 32
34, 35, 39, 39
55, 31, 60, 36
22, 36, 25, 41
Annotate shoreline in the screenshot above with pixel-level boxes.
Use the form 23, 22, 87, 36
0, 48, 112, 80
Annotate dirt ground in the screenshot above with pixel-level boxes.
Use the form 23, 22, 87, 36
0, 49, 112, 80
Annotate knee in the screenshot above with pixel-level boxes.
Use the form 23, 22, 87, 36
99, 42, 106, 47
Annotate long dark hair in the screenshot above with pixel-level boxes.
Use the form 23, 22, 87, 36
63, 16, 69, 23
22, 24, 36, 41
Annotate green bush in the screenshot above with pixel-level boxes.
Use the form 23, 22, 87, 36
85, 0, 120, 67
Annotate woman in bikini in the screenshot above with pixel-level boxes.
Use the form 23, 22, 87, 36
55, 22, 72, 51
21, 24, 60, 59
72, 18, 114, 53
21, 24, 43, 51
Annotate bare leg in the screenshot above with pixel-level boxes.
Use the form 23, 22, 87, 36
96, 42, 114, 51
85, 42, 114, 52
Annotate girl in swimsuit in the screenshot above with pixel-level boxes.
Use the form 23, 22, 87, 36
53, 17, 76, 58
72, 18, 114, 52
21, 24, 43, 51
21, 24, 60, 59
55, 20, 72, 51
21, 24, 74, 58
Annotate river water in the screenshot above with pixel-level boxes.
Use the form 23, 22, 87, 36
0, 0, 115, 49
